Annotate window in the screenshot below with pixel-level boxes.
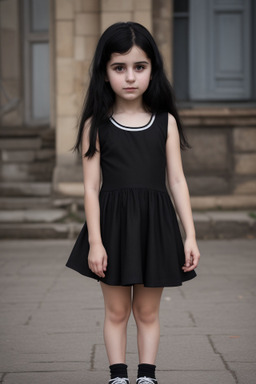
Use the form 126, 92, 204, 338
173, 0, 255, 103
24, 0, 50, 124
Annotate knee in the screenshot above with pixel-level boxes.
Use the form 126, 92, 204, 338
132, 303, 158, 325
106, 304, 131, 325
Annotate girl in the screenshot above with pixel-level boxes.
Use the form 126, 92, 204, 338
66, 22, 200, 384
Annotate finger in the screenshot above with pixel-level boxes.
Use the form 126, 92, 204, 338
102, 254, 108, 271
184, 250, 192, 267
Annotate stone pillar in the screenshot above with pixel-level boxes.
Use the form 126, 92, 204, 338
0, 0, 22, 126
153, 0, 173, 82
53, 0, 100, 195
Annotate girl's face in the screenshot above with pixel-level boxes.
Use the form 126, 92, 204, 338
106, 45, 152, 104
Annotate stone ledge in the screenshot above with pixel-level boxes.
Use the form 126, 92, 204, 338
0, 223, 82, 239
0, 197, 51, 210
190, 195, 256, 210
0, 209, 67, 223
0, 182, 52, 197
180, 107, 256, 126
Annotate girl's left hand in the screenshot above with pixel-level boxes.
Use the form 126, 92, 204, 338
182, 237, 200, 272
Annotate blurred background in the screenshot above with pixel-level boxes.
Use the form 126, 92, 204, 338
0, 0, 255, 239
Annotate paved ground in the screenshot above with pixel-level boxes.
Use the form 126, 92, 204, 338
0, 239, 255, 384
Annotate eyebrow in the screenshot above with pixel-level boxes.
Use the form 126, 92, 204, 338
110, 61, 149, 66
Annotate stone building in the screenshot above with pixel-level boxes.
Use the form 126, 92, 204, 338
1, 0, 256, 212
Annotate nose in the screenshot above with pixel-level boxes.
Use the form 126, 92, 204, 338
125, 68, 135, 82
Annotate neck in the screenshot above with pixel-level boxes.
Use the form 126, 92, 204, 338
113, 97, 145, 115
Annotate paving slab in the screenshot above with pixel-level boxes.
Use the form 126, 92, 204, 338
0, 239, 256, 384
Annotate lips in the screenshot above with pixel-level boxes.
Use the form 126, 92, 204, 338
124, 87, 137, 91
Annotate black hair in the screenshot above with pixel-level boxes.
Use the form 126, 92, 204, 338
74, 22, 189, 157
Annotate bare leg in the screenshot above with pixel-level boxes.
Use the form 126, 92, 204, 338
132, 284, 163, 364
100, 282, 132, 365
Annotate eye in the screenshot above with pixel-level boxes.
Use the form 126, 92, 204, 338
114, 65, 125, 72
135, 65, 145, 71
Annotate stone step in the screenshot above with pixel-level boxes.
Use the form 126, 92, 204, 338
0, 223, 82, 239
1, 149, 55, 163
0, 197, 51, 210
0, 210, 255, 239
0, 163, 54, 181
0, 209, 67, 223
0, 182, 52, 197
0, 137, 42, 150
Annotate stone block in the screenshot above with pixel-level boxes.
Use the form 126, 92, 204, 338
186, 176, 230, 196
0, 163, 54, 182
0, 0, 18, 30
74, 36, 97, 61
0, 182, 52, 197
1, 150, 35, 163
233, 127, 256, 152
135, 0, 152, 11
134, 11, 152, 31
101, 12, 132, 32
101, 0, 133, 11
75, 13, 99, 36
36, 149, 55, 161
182, 129, 229, 172
80, 0, 100, 12
0, 138, 41, 150
0, 30, 19, 78
56, 117, 78, 158
55, 0, 74, 20
74, 61, 91, 81
85, 36, 98, 60
74, 36, 86, 60
56, 21, 73, 58
234, 154, 256, 175
56, 58, 74, 95
154, 0, 172, 18
57, 94, 78, 116
233, 179, 256, 195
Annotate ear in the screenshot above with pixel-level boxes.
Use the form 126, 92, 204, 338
105, 75, 109, 82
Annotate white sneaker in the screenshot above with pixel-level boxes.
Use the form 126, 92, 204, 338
136, 378, 158, 384
109, 378, 130, 384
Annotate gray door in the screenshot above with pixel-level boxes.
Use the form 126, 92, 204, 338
189, 0, 251, 100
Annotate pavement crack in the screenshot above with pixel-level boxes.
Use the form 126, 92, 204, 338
23, 268, 64, 326
207, 335, 238, 384
0, 373, 8, 383
90, 344, 96, 371
188, 311, 197, 327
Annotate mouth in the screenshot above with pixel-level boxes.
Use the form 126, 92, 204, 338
124, 87, 137, 91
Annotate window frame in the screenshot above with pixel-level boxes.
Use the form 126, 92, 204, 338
23, 0, 50, 126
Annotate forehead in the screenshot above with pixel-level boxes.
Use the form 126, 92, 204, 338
108, 45, 150, 63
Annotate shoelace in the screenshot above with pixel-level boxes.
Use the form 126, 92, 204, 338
137, 378, 156, 384
110, 378, 129, 384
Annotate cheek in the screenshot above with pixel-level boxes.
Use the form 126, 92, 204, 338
108, 76, 122, 91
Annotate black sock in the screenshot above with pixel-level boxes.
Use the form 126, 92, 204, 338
110, 363, 128, 379
137, 363, 156, 379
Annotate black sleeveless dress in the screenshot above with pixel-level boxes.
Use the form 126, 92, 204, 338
66, 113, 196, 287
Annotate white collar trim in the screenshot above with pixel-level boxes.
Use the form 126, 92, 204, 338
110, 114, 156, 131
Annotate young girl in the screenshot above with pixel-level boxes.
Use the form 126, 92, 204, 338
66, 22, 200, 384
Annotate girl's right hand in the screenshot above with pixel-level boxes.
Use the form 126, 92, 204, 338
88, 243, 108, 278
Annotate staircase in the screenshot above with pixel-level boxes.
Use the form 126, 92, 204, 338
0, 126, 83, 239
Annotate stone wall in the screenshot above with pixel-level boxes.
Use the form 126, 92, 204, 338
181, 110, 256, 200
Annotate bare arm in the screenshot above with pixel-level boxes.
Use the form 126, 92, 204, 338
82, 120, 107, 278
166, 114, 200, 272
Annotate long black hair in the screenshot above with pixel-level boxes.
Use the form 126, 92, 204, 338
75, 22, 189, 157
